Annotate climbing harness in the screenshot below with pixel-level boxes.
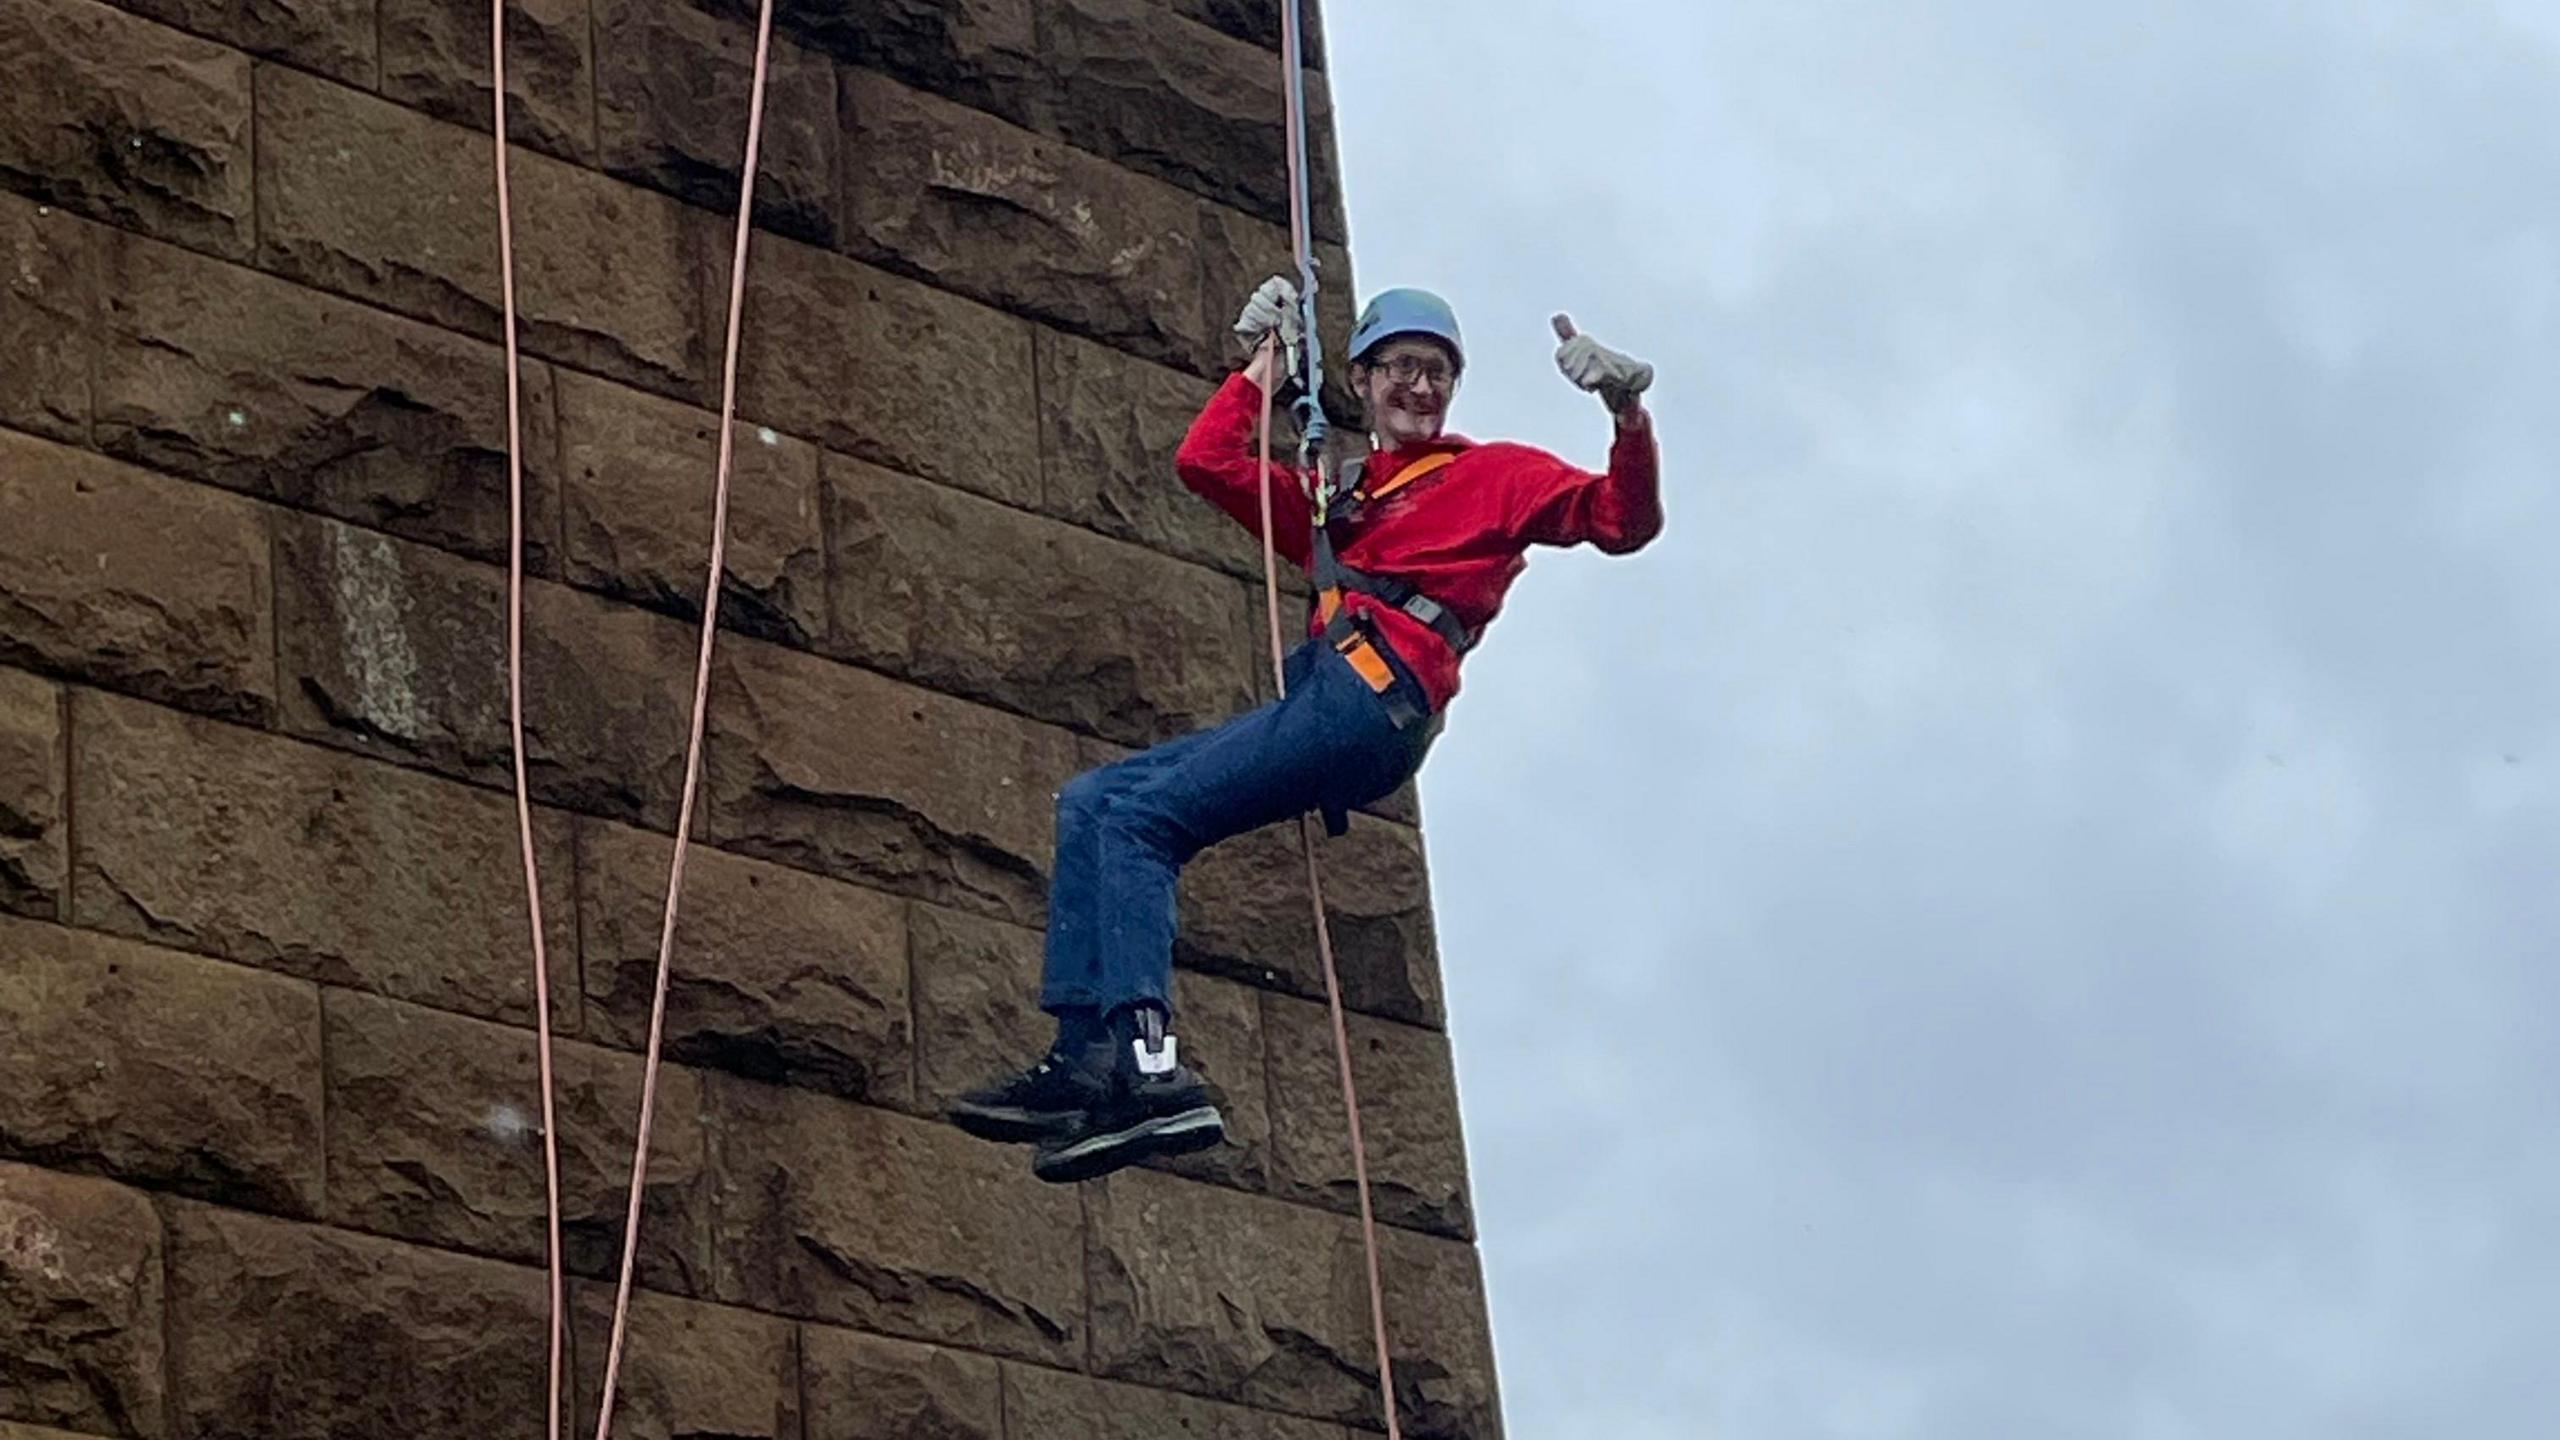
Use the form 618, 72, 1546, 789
1309, 449, 1477, 729
496, 0, 779, 1435
1260, 3, 1407, 1433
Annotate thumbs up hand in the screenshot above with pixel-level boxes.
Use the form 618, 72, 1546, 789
1552, 313, 1653, 417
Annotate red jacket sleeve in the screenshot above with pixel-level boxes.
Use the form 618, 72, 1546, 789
1500, 411, 1665, 554
1174, 372, 1317, 571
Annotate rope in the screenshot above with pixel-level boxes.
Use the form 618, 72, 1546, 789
495, 1, 778, 1434
490, 9, 568, 1435
1264, 3, 1404, 1427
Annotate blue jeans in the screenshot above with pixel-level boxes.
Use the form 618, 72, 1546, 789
1039, 639, 1436, 1018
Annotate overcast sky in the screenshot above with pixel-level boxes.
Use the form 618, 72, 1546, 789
1325, 3, 2560, 1434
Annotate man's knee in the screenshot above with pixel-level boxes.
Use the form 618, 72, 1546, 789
1096, 789, 1198, 868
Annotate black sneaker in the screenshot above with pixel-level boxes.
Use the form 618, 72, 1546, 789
1031, 1007, 1227, 1184
947, 1038, 1110, 1144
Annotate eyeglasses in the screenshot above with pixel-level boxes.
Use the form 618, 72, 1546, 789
1375, 354, 1456, 388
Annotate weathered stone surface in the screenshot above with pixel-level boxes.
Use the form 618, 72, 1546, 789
256, 66, 720, 404
0, 430, 274, 723
0, 916, 324, 1217
798, 1325, 999, 1440
557, 370, 826, 646
838, 71, 1216, 376
1084, 1168, 1359, 1417
568, 1285, 797, 1440
1003, 1364, 1350, 1440
1045, 0, 1345, 241
0, 195, 96, 444
904, 903, 1042, 1111
0, 671, 64, 919
1085, 1169, 1499, 1437
822, 455, 1257, 746
707, 0, 1043, 130
116, 0, 376, 85
581, 818, 912, 1105
324, 991, 711, 1292
96, 231, 562, 570
738, 235, 1040, 507
1156, 0, 1325, 66
1033, 327, 1270, 581
1371, 1228, 1505, 1440
1197, 207, 1356, 381
1177, 812, 1444, 1028
701, 638, 1081, 925
1156, 971, 1272, 1189
163, 1200, 547, 1440
908, 905, 1269, 1189
71, 689, 580, 1027
0, 1164, 164, 1439
708, 1077, 1083, 1363
275, 516, 706, 828
597, 0, 838, 244
1265, 995, 1472, 1240
0, 0, 251, 258
0, 1422, 127, 1439
382, 0, 599, 162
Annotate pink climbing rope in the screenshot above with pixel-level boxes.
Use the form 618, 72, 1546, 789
490, 7, 569, 1436
1267, 2, 1404, 1432
587, 0, 778, 1434
1252, 362, 1404, 1440
495, 0, 779, 1435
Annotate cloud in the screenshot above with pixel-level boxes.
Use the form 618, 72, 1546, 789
1326, 2, 2560, 1434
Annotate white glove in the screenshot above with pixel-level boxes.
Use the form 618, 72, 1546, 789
1235, 275, 1303, 374
1552, 314, 1653, 413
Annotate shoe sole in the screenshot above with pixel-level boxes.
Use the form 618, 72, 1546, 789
947, 1101, 1083, 1145
1031, 1106, 1226, 1184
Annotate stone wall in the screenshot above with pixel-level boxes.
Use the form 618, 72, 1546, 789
0, 0, 1502, 1436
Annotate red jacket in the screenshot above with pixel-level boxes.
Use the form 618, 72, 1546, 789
1175, 371, 1664, 713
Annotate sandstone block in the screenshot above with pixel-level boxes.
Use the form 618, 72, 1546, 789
569, 1284, 797, 1440
823, 455, 1258, 746
118, 0, 375, 84
0, 1164, 163, 1439
0, 0, 251, 257
1085, 1169, 1500, 1436
0, 671, 64, 919
838, 71, 1215, 376
0, 194, 96, 443
581, 818, 913, 1105
708, 1077, 1083, 1363
274, 516, 705, 829
701, 639, 1081, 925
1033, 327, 1268, 581
738, 235, 1040, 507
255, 66, 719, 403
1265, 995, 1473, 1240
70, 689, 580, 1027
96, 231, 562, 570
556, 370, 827, 646
798, 1324, 1000, 1440
324, 990, 712, 1292
732, 0, 1044, 131
1045, 0, 1345, 241
163, 1201, 547, 1440
597, 0, 839, 243
382, 0, 600, 162
0, 430, 274, 723
0, 916, 324, 1217
1002, 1364, 1350, 1440
1177, 812, 1444, 1028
